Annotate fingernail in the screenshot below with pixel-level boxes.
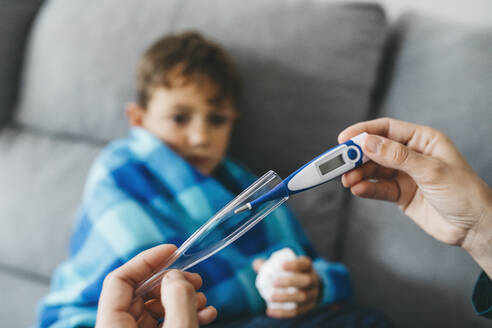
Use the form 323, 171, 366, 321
165, 270, 182, 279
341, 174, 348, 187
364, 135, 382, 153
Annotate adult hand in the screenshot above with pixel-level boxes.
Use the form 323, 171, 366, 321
96, 244, 217, 328
253, 256, 320, 318
339, 117, 492, 276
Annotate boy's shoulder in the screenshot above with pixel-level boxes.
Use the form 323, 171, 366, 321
82, 137, 134, 192
96, 137, 135, 169
88, 128, 166, 178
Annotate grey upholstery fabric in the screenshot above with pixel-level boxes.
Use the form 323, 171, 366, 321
0, 127, 101, 276
0, 270, 48, 328
15, 0, 182, 141
13, 0, 388, 261
344, 14, 492, 327
0, 0, 43, 127
174, 0, 387, 177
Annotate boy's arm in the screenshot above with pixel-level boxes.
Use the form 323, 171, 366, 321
270, 206, 352, 305
312, 257, 351, 305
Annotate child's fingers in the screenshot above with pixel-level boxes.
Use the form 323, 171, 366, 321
270, 287, 318, 304
275, 273, 314, 288
252, 258, 266, 272
283, 256, 312, 272
266, 301, 316, 318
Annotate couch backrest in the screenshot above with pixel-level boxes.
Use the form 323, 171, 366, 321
14, 0, 388, 260
0, 0, 43, 127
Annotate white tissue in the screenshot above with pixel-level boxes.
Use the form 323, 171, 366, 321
255, 248, 298, 310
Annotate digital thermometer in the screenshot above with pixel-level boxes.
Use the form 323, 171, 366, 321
234, 132, 369, 214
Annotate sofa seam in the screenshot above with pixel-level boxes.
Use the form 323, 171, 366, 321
0, 262, 50, 286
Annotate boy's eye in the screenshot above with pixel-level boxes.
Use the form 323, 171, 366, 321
172, 113, 189, 125
209, 114, 228, 126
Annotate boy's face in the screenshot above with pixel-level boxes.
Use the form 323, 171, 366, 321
127, 77, 238, 176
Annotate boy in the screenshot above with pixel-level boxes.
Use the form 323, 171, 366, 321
37, 31, 351, 327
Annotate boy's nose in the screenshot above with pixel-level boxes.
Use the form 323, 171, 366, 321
188, 123, 210, 147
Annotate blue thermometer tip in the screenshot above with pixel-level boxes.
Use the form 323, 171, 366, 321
234, 182, 289, 214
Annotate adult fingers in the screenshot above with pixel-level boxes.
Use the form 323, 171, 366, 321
349, 179, 401, 203
97, 244, 177, 320
338, 118, 423, 148
283, 257, 312, 272
339, 117, 465, 163
136, 310, 158, 328
197, 306, 218, 325
361, 134, 439, 184
143, 299, 164, 319
144, 291, 207, 320
144, 271, 202, 301
115, 244, 177, 288
161, 270, 199, 328
183, 271, 203, 291
195, 292, 207, 310
340, 118, 466, 170
128, 297, 145, 319
341, 161, 396, 188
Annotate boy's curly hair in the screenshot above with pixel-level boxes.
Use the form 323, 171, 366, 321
137, 31, 241, 109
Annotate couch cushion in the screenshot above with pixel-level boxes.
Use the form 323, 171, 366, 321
14, 0, 189, 141
344, 14, 492, 327
0, 127, 102, 276
15, 0, 182, 141
0, 270, 49, 328
0, 0, 43, 127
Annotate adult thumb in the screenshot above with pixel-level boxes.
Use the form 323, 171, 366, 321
161, 270, 199, 328
362, 134, 428, 180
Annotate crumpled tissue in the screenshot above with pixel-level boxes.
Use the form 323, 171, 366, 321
255, 248, 298, 310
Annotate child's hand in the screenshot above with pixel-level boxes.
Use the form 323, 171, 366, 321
254, 257, 321, 318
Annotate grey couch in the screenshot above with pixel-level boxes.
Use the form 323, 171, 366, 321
1, 0, 491, 327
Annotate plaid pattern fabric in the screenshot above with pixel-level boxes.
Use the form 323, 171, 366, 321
36, 127, 351, 327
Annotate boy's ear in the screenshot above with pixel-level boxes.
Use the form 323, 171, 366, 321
126, 102, 145, 126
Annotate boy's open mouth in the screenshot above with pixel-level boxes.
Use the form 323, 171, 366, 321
188, 155, 211, 166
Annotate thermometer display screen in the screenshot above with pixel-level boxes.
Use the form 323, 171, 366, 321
319, 154, 345, 175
